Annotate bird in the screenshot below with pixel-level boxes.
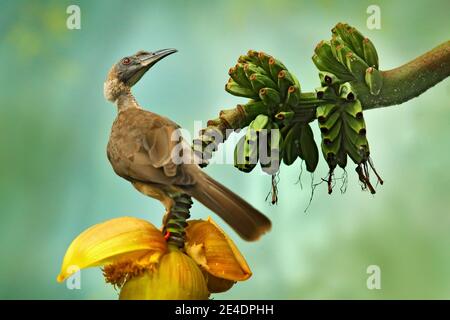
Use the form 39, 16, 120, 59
103, 49, 271, 246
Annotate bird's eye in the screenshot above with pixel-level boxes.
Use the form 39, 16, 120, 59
122, 57, 131, 65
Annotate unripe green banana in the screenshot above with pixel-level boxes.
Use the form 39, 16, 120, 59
268, 56, 287, 81
282, 123, 301, 166
234, 134, 257, 173
343, 99, 363, 118
286, 85, 302, 106
316, 103, 338, 124
258, 52, 272, 74
319, 120, 342, 168
330, 35, 345, 59
345, 51, 369, 81
312, 54, 348, 80
251, 114, 270, 131
332, 23, 357, 53
347, 27, 365, 60
342, 133, 364, 164
343, 112, 366, 138
237, 55, 248, 64
314, 41, 352, 78
279, 69, 296, 86
229, 63, 252, 88
291, 72, 302, 88
345, 128, 368, 151
342, 117, 370, 163
365, 67, 383, 95
260, 121, 282, 175
336, 147, 347, 168
318, 71, 344, 86
259, 87, 281, 108
245, 120, 263, 160
280, 122, 292, 137
277, 70, 296, 97
315, 86, 338, 101
275, 111, 295, 125
321, 134, 342, 168
241, 100, 269, 119
299, 124, 319, 172
238, 50, 260, 65
249, 73, 277, 92
260, 122, 283, 175
339, 82, 357, 101
343, 121, 366, 143
312, 54, 332, 73
314, 40, 337, 65
320, 118, 342, 142
333, 43, 353, 66
225, 79, 258, 99
234, 135, 247, 171
319, 110, 341, 131
317, 104, 345, 169
235, 114, 271, 172
243, 63, 268, 78
362, 37, 379, 69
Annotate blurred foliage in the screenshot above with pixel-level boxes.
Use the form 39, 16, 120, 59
0, 0, 449, 299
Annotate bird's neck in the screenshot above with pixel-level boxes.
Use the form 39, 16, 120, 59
116, 90, 141, 112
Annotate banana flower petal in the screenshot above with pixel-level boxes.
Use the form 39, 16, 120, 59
57, 216, 167, 282
185, 217, 252, 284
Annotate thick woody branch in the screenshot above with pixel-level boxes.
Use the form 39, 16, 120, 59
355, 41, 450, 110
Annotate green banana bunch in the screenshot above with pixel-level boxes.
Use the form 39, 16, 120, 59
227, 50, 302, 110
315, 82, 382, 193
310, 24, 385, 194
317, 87, 369, 167
312, 23, 382, 96
228, 49, 322, 176
280, 122, 319, 172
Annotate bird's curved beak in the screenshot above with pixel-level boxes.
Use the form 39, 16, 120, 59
139, 48, 178, 67
126, 48, 177, 86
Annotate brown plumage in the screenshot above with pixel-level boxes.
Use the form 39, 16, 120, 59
104, 49, 271, 241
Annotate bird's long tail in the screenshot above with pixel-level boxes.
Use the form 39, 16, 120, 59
185, 171, 271, 241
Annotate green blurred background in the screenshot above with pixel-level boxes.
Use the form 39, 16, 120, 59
0, 0, 449, 299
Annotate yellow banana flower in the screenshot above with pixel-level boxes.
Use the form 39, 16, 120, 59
57, 216, 251, 299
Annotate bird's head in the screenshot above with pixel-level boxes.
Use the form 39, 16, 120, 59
104, 48, 177, 102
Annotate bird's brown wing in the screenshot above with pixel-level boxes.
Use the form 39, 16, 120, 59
123, 109, 197, 186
